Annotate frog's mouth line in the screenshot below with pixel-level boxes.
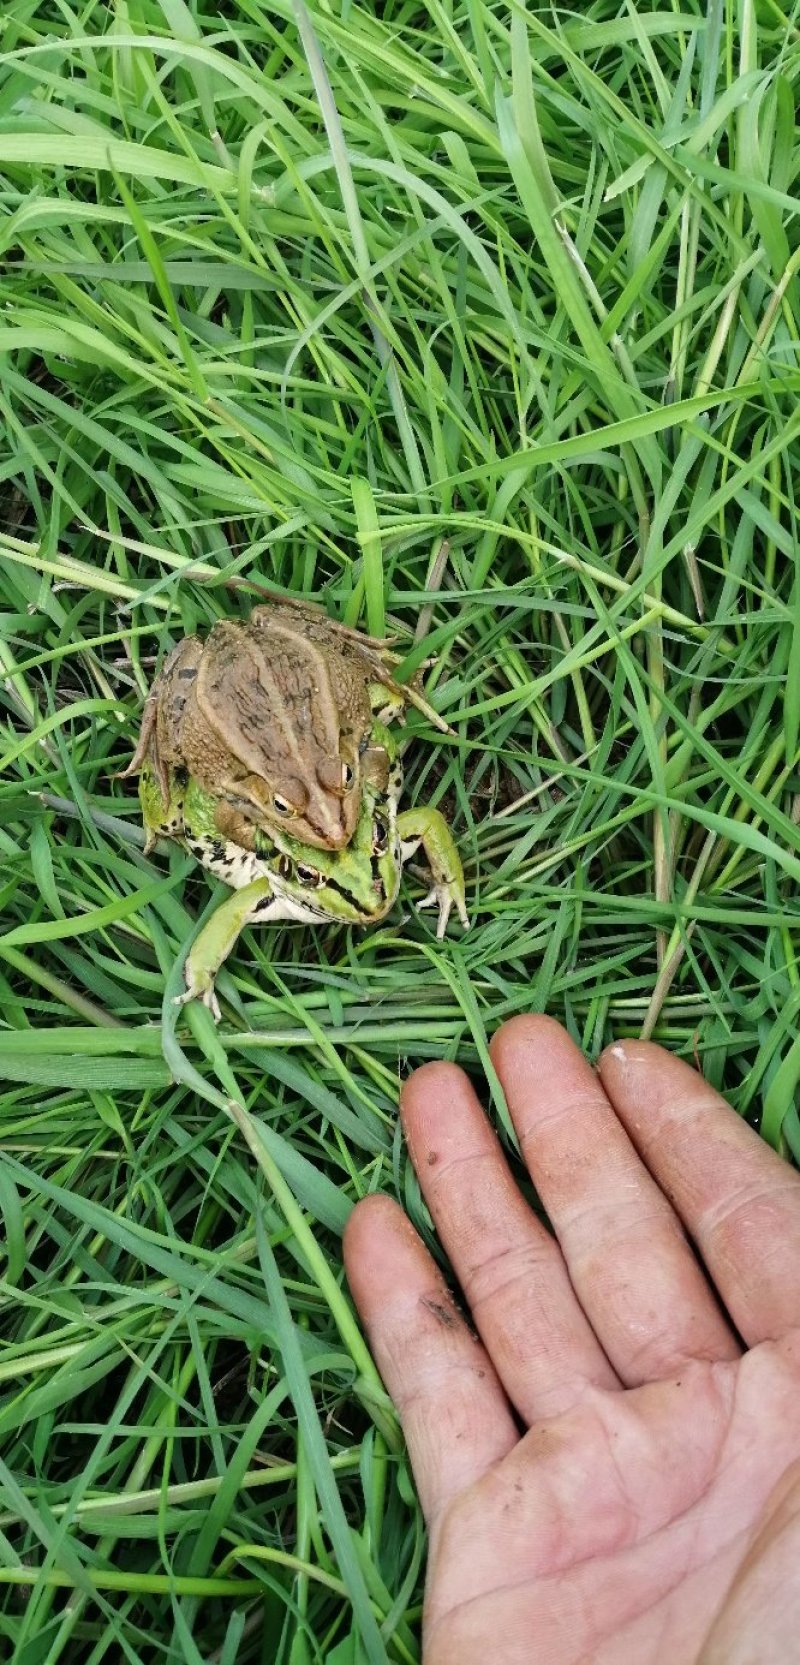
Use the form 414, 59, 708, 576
268, 870, 359, 922
268, 865, 391, 923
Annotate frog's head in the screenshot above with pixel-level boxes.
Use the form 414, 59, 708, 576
218, 742, 363, 853
259, 792, 400, 926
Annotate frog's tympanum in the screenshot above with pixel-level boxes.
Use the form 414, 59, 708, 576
125, 599, 469, 1017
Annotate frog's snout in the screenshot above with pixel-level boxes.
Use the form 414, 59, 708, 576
303, 757, 359, 848
306, 791, 355, 848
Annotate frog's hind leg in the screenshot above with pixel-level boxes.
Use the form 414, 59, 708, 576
365, 663, 453, 736
397, 807, 470, 938
249, 597, 397, 650
117, 683, 159, 781
138, 763, 187, 856
119, 638, 200, 803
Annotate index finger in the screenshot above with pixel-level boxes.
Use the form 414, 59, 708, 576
598, 1040, 800, 1346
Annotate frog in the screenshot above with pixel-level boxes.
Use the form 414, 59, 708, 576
124, 600, 403, 853
128, 602, 470, 1020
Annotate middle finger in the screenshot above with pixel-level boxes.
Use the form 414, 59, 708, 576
401, 1060, 620, 1425
490, 1014, 740, 1384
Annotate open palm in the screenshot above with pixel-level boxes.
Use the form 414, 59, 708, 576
345, 1017, 800, 1663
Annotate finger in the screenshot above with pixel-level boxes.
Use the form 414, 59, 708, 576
490, 1016, 739, 1384
400, 1063, 619, 1422
598, 1039, 800, 1345
343, 1194, 518, 1522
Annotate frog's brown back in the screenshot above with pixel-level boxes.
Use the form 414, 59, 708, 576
188, 616, 372, 847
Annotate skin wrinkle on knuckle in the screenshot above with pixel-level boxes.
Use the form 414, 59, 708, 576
572, 1240, 722, 1325
620, 1321, 718, 1380
461, 1234, 558, 1312
572, 1273, 684, 1367
700, 1176, 800, 1248
467, 1302, 605, 1411
417, 1144, 504, 1194
628, 1093, 733, 1154
415, 1153, 535, 1257
469, 1289, 553, 1360
394, 1355, 495, 1429
515, 1090, 613, 1148
753, 1237, 800, 1294
556, 1192, 683, 1261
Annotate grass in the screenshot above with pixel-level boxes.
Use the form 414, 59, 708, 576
0, 0, 799, 1656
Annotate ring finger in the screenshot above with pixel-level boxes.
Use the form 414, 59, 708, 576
490, 1015, 740, 1384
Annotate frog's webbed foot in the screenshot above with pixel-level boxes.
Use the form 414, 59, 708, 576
397, 807, 470, 939
414, 881, 469, 938
174, 969, 223, 1024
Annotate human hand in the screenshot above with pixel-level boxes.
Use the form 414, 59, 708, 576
344, 1017, 800, 1664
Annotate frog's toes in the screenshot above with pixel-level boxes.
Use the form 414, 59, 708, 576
173, 969, 222, 1023
416, 881, 471, 938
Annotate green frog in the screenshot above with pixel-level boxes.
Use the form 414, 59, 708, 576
127, 601, 469, 1019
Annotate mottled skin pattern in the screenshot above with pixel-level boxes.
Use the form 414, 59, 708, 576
125, 601, 454, 856
133, 641, 469, 1018
126, 608, 375, 852
139, 725, 405, 922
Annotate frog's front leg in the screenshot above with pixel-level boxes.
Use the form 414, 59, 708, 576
176, 876, 277, 1021
397, 807, 470, 938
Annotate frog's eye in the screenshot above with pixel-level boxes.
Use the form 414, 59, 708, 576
341, 762, 355, 790
372, 818, 389, 854
273, 794, 296, 818
296, 862, 324, 888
